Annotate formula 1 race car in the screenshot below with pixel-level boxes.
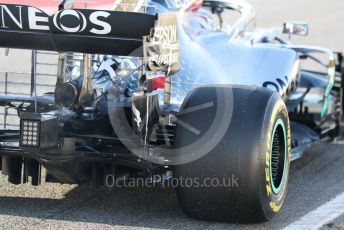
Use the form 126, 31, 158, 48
0, 0, 342, 223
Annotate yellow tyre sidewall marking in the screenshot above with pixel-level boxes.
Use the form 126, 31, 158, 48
264, 99, 290, 213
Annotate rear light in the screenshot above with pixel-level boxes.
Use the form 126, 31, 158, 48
20, 120, 41, 147
146, 76, 165, 91
20, 113, 60, 149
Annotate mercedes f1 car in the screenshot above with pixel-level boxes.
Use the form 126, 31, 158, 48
0, 0, 342, 223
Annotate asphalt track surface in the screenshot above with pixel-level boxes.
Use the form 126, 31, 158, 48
0, 0, 344, 229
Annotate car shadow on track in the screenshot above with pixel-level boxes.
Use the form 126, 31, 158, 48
0, 184, 227, 229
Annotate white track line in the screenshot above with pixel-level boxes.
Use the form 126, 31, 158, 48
283, 192, 344, 230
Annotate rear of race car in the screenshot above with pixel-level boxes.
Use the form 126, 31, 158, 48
0, 0, 341, 224
0, 3, 181, 185
0, 0, 295, 224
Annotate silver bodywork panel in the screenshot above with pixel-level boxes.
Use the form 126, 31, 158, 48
170, 32, 298, 104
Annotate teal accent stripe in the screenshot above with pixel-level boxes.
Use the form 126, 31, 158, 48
320, 97, 330, 117
321, 59, 335, 118
270, 118, 287, 194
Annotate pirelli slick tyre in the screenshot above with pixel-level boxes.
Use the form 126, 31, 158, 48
174, 86, 291, 223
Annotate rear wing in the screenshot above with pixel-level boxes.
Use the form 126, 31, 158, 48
0, 4, 180, 75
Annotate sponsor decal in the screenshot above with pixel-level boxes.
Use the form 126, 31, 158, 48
143, 13, 180, 76
154, 24, 178, 44
53, 9, 111, 34
0, 0, 115, 14
0, 4, 111, 35
53, 10, 88, 33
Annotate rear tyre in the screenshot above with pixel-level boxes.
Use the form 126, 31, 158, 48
174, 86, 291, 223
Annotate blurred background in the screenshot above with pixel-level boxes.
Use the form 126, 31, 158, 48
249, 0, 344, 50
